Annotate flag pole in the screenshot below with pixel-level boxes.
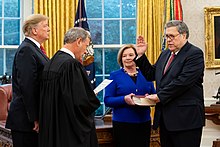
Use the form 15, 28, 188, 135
79, 0, 82, 27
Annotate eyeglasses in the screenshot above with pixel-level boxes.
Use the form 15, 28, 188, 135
164, 33, 180, 40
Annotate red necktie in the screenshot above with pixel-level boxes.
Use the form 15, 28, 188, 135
163, 53, 175, 74
40, 45, 47, 56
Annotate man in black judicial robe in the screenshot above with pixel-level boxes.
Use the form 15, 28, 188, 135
39, 27, 100, 147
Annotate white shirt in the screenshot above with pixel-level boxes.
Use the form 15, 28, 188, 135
60, 48, 75, 59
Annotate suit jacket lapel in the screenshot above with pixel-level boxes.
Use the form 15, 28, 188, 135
164, 54, 177, 75
162, 42, 192, 76
37, 48, 49, 61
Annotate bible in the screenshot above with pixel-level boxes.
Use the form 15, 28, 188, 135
132, 95, 156, 106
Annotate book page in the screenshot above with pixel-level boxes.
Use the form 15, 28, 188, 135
94, 79, 113, 94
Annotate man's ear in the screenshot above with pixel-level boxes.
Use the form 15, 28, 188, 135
181, 33, 187, 39
32, 27, 37, 35
76, 38, 82, 47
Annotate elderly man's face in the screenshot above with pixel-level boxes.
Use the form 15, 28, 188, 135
75, 37, 90, 63
34, 20, 50, 43
165, 26, 186, 52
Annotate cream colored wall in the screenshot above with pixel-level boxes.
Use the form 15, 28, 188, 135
181, 2, 220, 146
181, 0, 220, 103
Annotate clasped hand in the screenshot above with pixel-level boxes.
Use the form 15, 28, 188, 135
145, 94, 160, 103
124, 93, 160, 105
124, 93, 135, 105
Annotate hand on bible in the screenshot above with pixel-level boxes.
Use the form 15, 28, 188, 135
145, 94, 160, 103
136, 35, 148, 57
124, 93, 135, 105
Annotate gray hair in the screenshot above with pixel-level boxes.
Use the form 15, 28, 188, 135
22, 14, 49, 36
64, 27, 90, 44
165, 20, 189, 39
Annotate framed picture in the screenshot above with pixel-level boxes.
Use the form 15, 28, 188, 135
204, 7, 220, 68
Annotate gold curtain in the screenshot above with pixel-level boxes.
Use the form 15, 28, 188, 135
137, 0, 165, 64
137, 0, 165, 121
34, 0, 78, 58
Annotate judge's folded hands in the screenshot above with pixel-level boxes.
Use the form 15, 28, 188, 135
146, 94, 160, 103
124, 93, 135, 105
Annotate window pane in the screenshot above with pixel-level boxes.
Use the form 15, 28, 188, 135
104, 0, 120, 18
86, 0, 102, 18
122, 20, 136, 44
94, 48, 103, 74
0, 49, 3, 75
5, 0, 20, 17
0, 20, 2, 45
105, 48, 120, 74
96, 77, 109, 116
4, 19, 20, 45
104, 20, 120, 44
6, 49, 16, 75
88, 20, 102, 44
0, 0, 2, 17
95, 76, 104, 103
85, 0, 137, 116
95, 104, 104, 116
122, 0, 136, 18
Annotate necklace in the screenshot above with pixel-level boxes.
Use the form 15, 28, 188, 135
123, 67, 139, 77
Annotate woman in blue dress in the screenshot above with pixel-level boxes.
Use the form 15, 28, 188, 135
104, 44, 156, 147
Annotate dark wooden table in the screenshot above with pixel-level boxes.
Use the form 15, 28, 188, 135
205, 104, 220, 147
205, 104, 220, 125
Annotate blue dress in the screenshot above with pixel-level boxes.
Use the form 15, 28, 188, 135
104, 68, 156, 147
105, 68, 156, 123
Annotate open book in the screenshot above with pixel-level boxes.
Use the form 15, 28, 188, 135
132, 95, 156, 106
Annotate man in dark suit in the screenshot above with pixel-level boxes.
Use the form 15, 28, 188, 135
135, 20, 205, 147
6, 14, 50, 147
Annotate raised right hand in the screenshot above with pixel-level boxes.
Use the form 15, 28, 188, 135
136, 35, 148, 57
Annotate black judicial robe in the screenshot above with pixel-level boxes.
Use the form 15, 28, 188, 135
39, 51, 100, 147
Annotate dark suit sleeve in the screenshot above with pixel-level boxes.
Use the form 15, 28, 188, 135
16, 46, 39, 122
158, 49, 204, 104
135, 54, 157, 81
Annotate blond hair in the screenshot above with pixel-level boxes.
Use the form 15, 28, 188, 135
117, 44, 138, 67
22, 14, 49, 36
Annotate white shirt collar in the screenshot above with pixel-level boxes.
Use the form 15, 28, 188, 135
26, 37, 40, 48
174, 50, 179, 55
60, 48, 75, 59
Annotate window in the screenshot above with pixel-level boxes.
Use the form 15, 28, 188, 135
0, 0, 32, 78
0, 0, 20, 76
86, 0, 137, 116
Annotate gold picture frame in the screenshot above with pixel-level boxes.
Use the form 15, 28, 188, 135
204, 7, 220, 68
